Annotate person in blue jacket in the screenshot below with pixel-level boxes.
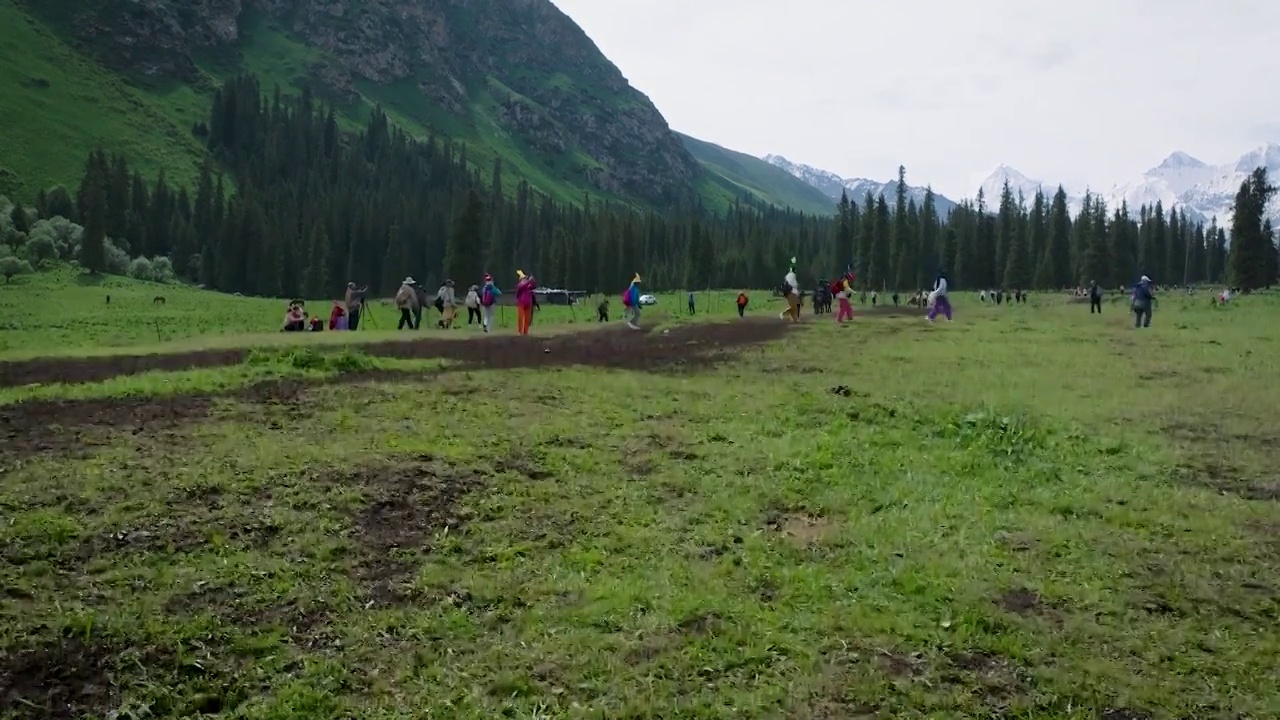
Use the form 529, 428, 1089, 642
1131, 275, 1155, 328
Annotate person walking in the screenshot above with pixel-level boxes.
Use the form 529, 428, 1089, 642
834, 271, 855, 323
688, 292, 696, 315
597, 296, 609, 322
514, 270, 537, 335
927, 270, 952, 322
464, 284, 481, 325
623, 274, 643, 329
436, 279, 458, 329
479, 273, 501, 333
781, 259, 801, 322
1089, 280, 1103, 314
395, 276, 419, 330
1132, 275, 1155, 328
736, 292, 748, 318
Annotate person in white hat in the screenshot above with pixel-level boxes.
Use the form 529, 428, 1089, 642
395, 276, 419, 330
1131, 275, 1155, 328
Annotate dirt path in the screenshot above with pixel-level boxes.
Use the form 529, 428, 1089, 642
0, 319, 789, 388
0, 320, 791, 469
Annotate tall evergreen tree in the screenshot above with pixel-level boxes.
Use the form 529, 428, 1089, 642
445, 188, 486, 286
1228, 168, 1278, 290
79, 160, 108, 274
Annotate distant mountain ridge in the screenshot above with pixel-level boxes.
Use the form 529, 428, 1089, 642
977, 143, 1280, 228
763, 155, 958, 216
766, 144, 1280, 229
678, 136, 835, 215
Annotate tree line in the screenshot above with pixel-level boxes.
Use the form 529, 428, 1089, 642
4, 73, 1277, 295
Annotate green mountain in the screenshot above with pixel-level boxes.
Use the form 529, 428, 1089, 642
1, 0, 826, 216
678, 133, 834, 216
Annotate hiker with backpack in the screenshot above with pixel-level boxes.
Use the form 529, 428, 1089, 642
622, 274, 643, 330
479, 273, 501, 333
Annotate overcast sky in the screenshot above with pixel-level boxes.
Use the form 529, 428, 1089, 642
549, 0, 1280, 199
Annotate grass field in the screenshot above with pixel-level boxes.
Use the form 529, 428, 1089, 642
1, 279, 1278, 719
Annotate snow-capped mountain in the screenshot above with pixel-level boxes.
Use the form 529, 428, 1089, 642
988, 144, 1280, 227
1169, 143, 1280, 227
768, 143, 1280, 229
977, 165, 1083, 215
764, 155, 958, 216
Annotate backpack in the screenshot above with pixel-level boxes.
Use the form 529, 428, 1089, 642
481, 286, 494, 307
622, 288, 633, 307
829, 279, 845, 296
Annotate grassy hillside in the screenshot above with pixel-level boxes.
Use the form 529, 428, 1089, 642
0, 0, 205, 199
679, 133, 836, 216
2, 0, 832, 216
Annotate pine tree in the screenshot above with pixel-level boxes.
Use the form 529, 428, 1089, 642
919, 187, 939, 283
1165, 208, 1184, 286
995, 180, 1018, 285
1228, 168, 1278, 290
9, 199, 31, 235
1031, 191, 1054, 287
445, 188, 486, 286
890, 166, 912, 290
1263, 219, 1278, 288
79, 160, 108, 274
869, 195, 891, 290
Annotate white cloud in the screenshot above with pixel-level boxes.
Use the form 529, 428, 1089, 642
549, 0, 1280, 198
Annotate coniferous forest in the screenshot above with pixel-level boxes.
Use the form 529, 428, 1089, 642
5, 75, 1279, 296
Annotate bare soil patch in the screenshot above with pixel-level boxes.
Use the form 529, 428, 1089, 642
0, 319, 791, 388
0, 320, 790, 469
766, 509, 839, 547
1174, 460, 1279, 501
0, 637, 233, 720
338, 456, 486, 607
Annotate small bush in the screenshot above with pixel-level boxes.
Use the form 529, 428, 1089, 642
0, 255, 34, 282
104, 239, 130, 275
127, 256, 154, 281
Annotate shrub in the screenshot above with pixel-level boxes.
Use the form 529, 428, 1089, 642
0, 256, 33, 283
28, 216, 84, 261
127, 256, 154, 281
104, 239, 130, 275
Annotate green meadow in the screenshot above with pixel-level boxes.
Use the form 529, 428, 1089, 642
1, 275, 1277, 719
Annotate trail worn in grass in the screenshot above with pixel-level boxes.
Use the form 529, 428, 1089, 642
2, 291, 1279, 719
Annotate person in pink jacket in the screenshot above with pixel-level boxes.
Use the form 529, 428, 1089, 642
515, 269, 537, 335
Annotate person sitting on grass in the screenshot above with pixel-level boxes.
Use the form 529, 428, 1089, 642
328, 301, 346, 330
282, 302, 306, 332
309, 314, 323, 332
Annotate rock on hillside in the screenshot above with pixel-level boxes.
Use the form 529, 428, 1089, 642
42, 0, 699, 205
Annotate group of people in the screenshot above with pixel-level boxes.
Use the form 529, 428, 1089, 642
775, 260, 954, 324
978, 289, 1028, 305
391, 273, 510, 333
